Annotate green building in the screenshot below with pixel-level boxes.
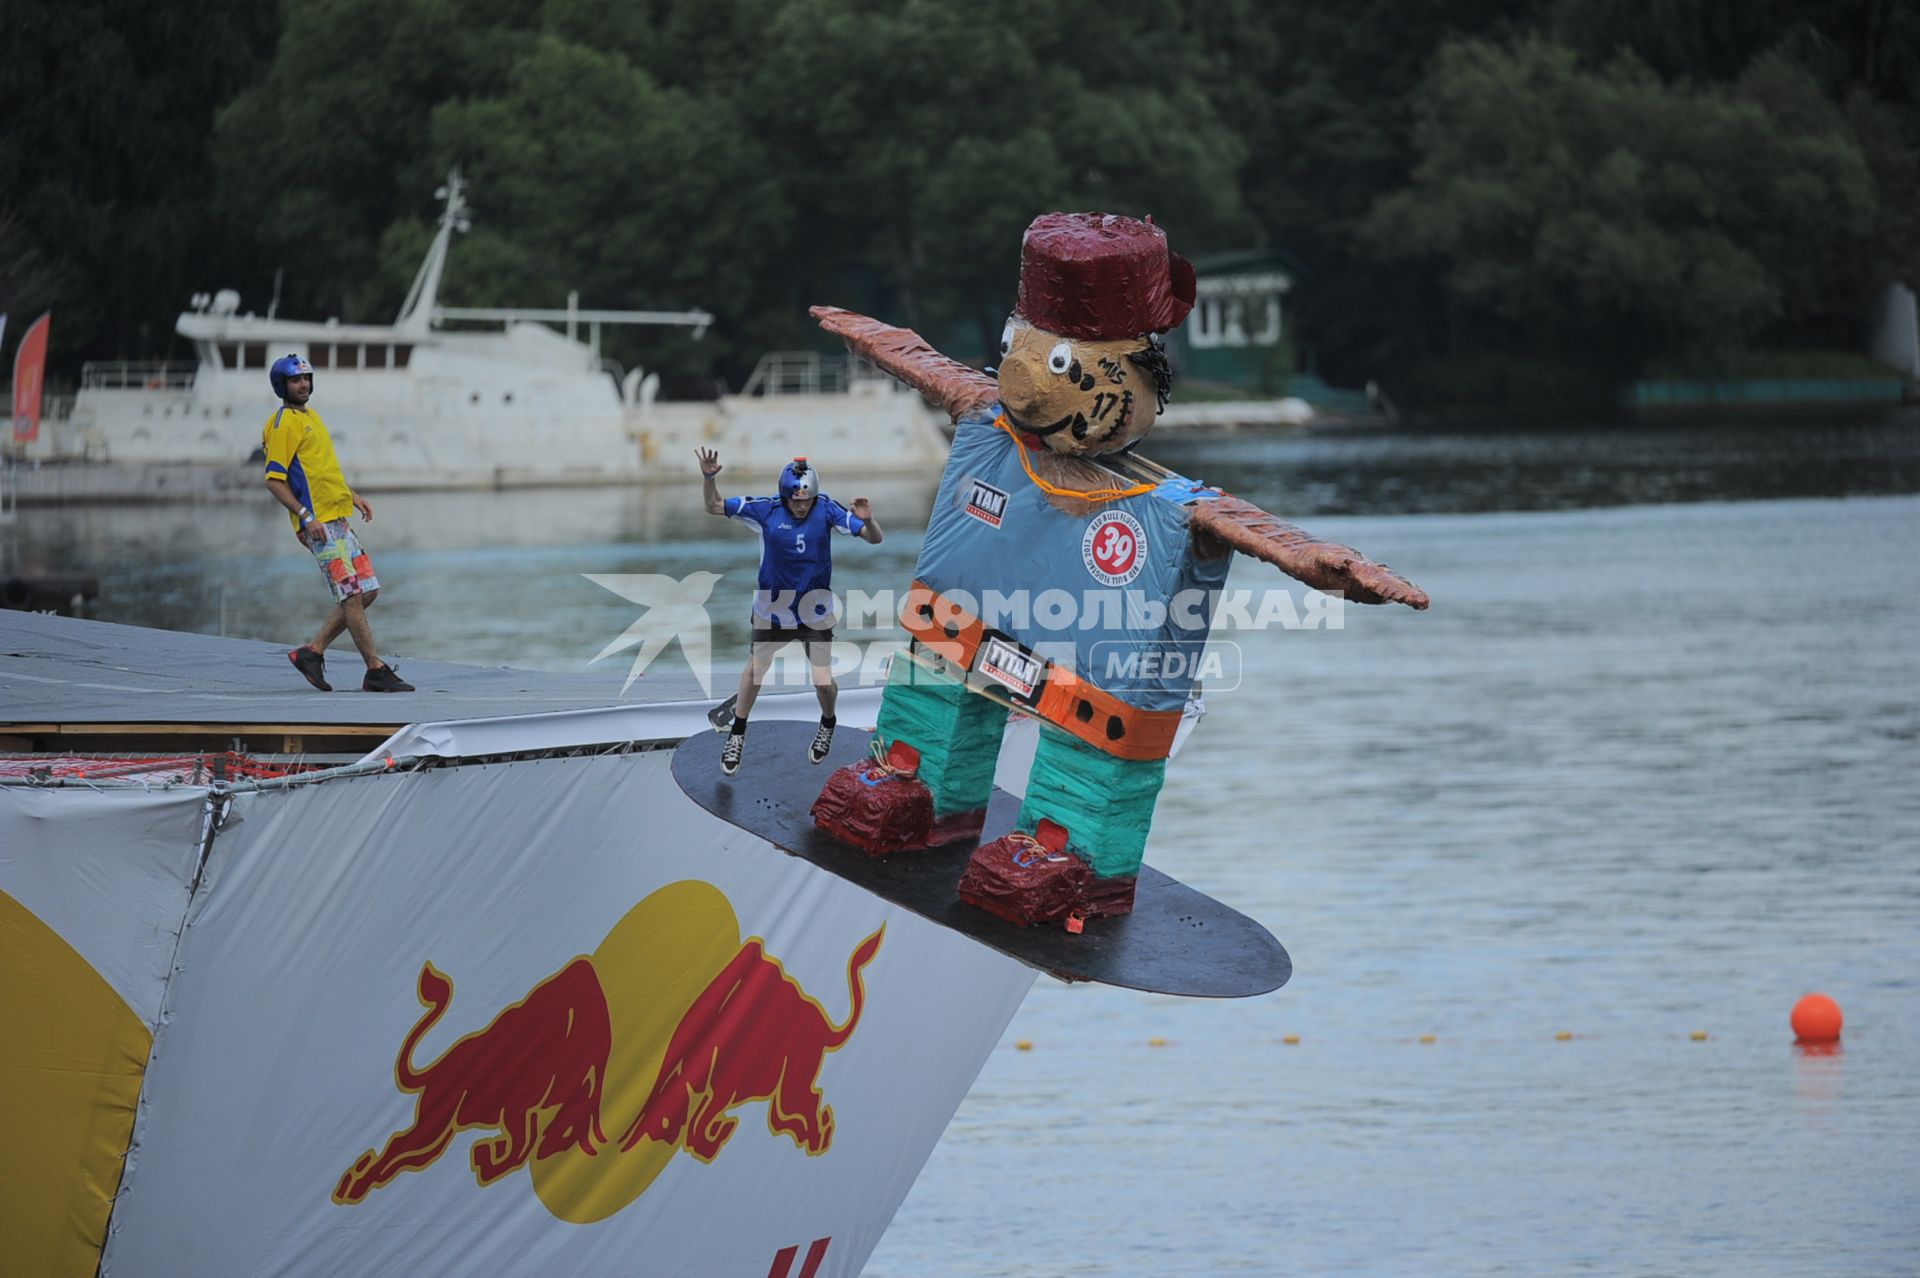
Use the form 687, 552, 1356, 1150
1167, 249, 1298, 390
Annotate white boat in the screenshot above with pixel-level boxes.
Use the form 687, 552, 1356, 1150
49, 172, 950, 489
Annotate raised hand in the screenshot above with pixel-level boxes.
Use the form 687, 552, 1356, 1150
696, 447, 723, 478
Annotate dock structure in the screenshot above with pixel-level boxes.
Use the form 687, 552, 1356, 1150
0, 612, 1023, 1278
1, 610, 1284, 1278
0, 610, 864, 759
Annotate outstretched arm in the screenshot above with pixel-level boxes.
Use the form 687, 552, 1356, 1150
811, 307, 999, 421
1189, 495, 1429, 609
696, 448, 725, 516
850, 497, 882, 544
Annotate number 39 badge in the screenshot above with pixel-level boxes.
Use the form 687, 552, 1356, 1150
1081, 510, 1148, 587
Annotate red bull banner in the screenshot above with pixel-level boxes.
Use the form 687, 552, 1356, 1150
97, 753, 1034, 1277
0, 788, 209, 1278
11, 310, 49, 443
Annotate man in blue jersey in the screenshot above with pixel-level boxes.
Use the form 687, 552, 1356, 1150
699, 448, 882, 776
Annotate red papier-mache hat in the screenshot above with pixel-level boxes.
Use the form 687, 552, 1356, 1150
1015, 212, 1196, 341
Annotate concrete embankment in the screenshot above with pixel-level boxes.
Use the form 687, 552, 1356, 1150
5, 459, 259, 503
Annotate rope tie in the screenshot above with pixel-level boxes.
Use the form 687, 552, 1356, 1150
993, 415, 1155, 503
1005, 830, 1074, 868
858, 738, 919, 786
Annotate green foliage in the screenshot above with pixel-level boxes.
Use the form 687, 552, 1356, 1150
735, 0, 1251, 364
1644, 349, 1907, 380
1844, 89, 1920, 292
426, 35, 789, 371
0, 0, 278, 358
1400, 353, 1619, 413
1218, 0, 1534, 384
7, 0, 1918, 408
191, 0, 1251, 383
1549, 0, 1920, 103
212, 0, 534, 321
1256, 332, 1297, 397
1364, 37, 1877, 371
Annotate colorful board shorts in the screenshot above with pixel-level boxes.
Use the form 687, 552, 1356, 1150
304, 518, 380, 602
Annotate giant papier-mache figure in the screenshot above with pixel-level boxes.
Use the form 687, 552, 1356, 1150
810, 213, 1429, 927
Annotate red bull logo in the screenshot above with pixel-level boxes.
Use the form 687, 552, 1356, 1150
332, 880, 884, 1223
617, 933, 883, 1161
333, 958, 612, 1202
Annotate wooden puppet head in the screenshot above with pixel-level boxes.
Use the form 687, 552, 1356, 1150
995, 212, 1195, 456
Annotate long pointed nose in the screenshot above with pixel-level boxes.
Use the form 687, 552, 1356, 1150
996, 350, 1046, 420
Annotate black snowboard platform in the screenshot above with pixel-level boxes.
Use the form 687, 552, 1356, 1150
672, 723, 1291, 997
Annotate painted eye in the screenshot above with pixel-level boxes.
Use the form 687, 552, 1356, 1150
1000, 321, 1015, 357
1047, 341, 1072, 374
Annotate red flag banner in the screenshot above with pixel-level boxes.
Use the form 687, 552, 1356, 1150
12, 311, 50, 443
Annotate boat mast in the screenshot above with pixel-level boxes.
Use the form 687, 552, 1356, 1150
390, 168, 713, 370
395, 170, 470, 335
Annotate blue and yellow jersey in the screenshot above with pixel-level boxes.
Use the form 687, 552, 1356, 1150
262, 405, 354, 529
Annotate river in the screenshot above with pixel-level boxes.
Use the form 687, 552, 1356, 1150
8, 410, 1920, 1275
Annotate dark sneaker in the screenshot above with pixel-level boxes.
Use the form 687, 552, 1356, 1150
720, 732, 744, 776
362, 664, 416, 693
288, 645, 331, 692
809, 719, 835, 764
707, 693, 739, 732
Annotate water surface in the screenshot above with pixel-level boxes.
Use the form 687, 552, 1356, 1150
8, 412, 1919, 1275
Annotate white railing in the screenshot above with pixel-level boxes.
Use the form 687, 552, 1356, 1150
80, 362, 198, 391
740, 351, 846, 397
741, 351, 915, 398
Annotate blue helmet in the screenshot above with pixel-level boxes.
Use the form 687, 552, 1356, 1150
270, 353, 313, 401
779, 456, 818, 504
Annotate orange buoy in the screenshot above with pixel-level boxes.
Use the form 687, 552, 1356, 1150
1791, 993, 1843, 1043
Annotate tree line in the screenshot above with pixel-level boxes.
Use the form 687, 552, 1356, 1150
3, 0, 1915, 407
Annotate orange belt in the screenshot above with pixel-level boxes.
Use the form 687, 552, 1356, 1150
897, 581, 1181, 762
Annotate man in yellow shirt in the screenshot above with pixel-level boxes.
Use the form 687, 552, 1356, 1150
262, 353, 414, 692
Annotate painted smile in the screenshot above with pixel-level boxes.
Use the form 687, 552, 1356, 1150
1005, 406, 1079, 438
